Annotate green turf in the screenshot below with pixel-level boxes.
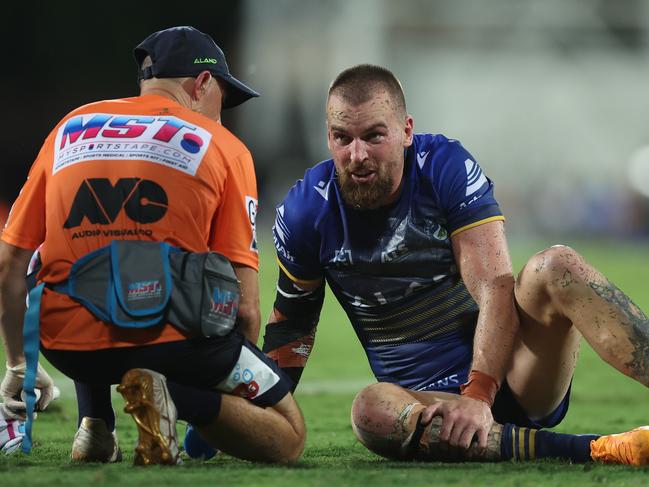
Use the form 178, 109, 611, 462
1, 236, 649, 486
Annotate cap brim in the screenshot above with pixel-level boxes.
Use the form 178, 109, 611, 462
216, 74, 259, 109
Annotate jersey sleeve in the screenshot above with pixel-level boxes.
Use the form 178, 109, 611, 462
208, 149, 259, 270
1, 138, 51, 250
272, 180, 324, 284
430, 140, 504, 236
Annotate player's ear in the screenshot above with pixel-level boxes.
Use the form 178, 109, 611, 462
403, 115, 414, 147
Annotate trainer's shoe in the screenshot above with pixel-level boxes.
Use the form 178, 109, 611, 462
117, 369, 180, 466
0, 406, 23, 455
590, 426, 649, 466
71, 417, 122, 463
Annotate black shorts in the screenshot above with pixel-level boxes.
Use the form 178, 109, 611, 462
42, 332, 292, 408
492, 379, 572, 429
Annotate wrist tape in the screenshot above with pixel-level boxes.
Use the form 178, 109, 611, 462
460, 369, 499, 406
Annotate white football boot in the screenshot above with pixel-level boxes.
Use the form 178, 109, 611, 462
71, 417, 122, 463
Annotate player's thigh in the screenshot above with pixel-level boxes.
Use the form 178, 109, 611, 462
506, 257, 582, 420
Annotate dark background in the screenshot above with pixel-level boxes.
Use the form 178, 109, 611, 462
1, 4, 243, 205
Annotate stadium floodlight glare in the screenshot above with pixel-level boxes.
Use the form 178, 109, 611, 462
627, 145, 649, 198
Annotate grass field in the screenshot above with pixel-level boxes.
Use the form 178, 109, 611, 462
1, 235, 649, 486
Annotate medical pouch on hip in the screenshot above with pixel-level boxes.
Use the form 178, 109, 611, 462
53, 240, 240, 336
21, 240, 240, 453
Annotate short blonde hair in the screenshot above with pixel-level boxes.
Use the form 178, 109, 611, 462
328, 64, 406, 115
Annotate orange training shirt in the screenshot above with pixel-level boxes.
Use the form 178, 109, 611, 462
2, 94, 259, 350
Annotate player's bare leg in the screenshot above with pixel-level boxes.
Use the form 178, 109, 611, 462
351, 382, 501, 461
195, 392, 305, 463
351, 382, 649, 465
508, 245, 649, 418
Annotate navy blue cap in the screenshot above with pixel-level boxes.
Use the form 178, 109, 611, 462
134, 26, 259, 109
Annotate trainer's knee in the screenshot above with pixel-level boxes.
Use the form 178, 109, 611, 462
351, 382, 422, 460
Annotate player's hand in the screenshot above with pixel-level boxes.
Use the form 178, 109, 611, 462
420, 395, 494, 451
0, 362, 55, 419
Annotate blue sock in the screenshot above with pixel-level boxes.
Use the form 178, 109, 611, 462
501, 423, 600, 463
183, 424, 218, 460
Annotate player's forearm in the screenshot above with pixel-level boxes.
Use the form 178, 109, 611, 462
262, 268, 324, 390
470, 275, 518, 384
263, 308, 317, 392
451, 221, 517, 386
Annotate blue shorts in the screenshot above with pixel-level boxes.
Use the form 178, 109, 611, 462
491, 380, 572, 429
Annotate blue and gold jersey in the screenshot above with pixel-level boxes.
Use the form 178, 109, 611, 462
273, 134, 504, 392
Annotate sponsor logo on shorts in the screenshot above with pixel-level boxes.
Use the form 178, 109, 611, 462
217, 347, 280, 399
53, 113, 212, 176
232, 380, 260, 399
226, 364, 260, 399
418, 374, 461, 391
127, 280, 162, 301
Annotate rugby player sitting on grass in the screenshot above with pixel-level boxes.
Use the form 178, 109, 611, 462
260, 64, 649, 465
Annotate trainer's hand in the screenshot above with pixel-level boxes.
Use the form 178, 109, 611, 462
420, 396, 493, 451
0, 362, 55, 419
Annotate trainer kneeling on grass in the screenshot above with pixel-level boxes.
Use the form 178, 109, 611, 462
260, 64, 649, 466
0, 26, 304, 465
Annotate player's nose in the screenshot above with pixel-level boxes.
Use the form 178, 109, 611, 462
348, 139, 369, 163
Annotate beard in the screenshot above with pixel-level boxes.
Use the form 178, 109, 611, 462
337, 161, 396, 210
